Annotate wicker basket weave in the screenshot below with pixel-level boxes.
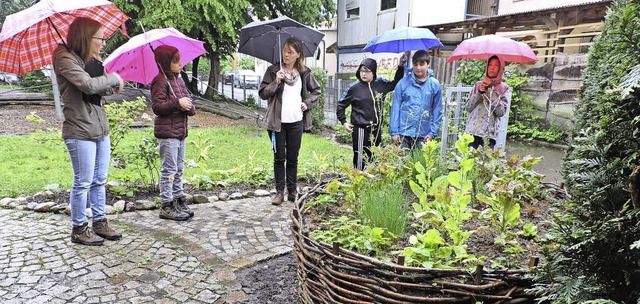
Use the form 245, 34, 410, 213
290, 188, 539, 304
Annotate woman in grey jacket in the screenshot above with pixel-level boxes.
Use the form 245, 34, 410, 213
259, 37, 321, 205
464, 55, 511, 150
52, 17, 124, 246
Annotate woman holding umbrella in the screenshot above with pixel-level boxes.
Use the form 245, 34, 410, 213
52, 16, 124, 246
259, 37, 321, 206
464, 55, 511, 150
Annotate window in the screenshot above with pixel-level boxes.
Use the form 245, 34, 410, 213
346, 0, 360, 18
381, 0, 397, 11
347, 8, 360, 18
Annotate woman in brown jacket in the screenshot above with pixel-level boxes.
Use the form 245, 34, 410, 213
259, 37, 321, 205
52, 17, 124, 246
151, 45, 196, 221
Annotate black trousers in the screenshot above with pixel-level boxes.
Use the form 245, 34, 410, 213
352, 124, 381, 170
469, 135, 496, 150
269, 120, 303, 193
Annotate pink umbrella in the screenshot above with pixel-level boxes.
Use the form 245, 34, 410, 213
0, 0, 129, 75
104, 27, 207, 85
446, 34, 538, 64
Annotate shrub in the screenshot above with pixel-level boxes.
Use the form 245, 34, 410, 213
539, 0, 640, 302
310, 67, 327, 133
21, 70, 51, 93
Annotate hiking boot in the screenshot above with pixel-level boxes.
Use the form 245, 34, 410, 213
159, 203, 190, 221
71, 224, 104, 246
175, 197, 194, 217
93, 219, 122, 241
287, 191, 297, 202
271, 191, 284, 205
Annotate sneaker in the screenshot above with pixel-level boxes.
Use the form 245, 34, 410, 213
71, 224, 104, 246
175, 197, 194, 217
287, 191, 297, 202
271, 191, 284, 205
93, 220, 122, 241
159, 204, 190, 221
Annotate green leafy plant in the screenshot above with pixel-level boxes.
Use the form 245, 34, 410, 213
311, 216, 392, 255
105, 96, 148, 152
398, 229, 454, 269
245, 94, 259, 109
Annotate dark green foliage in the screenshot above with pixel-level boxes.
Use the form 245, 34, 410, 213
309, 67, 327, 133
20, 70, 51, 93
541, 0, 640, 302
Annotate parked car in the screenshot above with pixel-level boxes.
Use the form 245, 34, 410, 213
232, 69, 260, 89
222, 71, 235, 85
0, 72, 19, 84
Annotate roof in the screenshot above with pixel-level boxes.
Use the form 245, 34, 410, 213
424, 0, 612, 35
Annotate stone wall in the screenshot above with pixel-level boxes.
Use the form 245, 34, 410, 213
524, 53, 588, 129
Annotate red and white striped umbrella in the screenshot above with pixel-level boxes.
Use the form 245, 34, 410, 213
0, 0, 129, 75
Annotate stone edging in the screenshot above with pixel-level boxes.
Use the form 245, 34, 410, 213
0, 187, 290, 215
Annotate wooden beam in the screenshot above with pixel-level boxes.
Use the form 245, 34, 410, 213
542, 15, 558, 31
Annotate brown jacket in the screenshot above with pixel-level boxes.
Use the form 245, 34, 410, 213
150, 73, 195, 139
52, 45, 120, 140
259, 65, 321, 132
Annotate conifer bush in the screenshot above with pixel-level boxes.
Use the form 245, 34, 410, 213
539, 0, 640, 302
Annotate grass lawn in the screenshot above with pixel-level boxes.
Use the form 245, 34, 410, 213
0, 126, 351, 198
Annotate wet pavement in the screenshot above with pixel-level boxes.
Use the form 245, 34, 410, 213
505, 140, 566, 183
0, 197, 292, 304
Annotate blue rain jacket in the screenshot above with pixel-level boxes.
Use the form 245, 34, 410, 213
389, 72, 443, 139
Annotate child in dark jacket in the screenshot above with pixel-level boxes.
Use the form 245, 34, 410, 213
336, 57, 404, 170
151, 45, 196, 221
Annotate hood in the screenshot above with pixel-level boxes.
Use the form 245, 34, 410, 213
356, 58, 377, 81
154, 45, 179, 79
484, 55, 505, 87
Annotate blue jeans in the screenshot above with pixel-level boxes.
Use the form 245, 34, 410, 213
64, 136, 110, 227
158, 138, 186, 204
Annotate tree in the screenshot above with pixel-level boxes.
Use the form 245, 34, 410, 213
112, 0, 335, 99
538, 0, 640, 302
0, 0, 31, 25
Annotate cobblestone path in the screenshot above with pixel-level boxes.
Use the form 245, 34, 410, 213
0, 197, 293, 303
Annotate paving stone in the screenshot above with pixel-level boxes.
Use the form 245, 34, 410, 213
0, 196, 292, 302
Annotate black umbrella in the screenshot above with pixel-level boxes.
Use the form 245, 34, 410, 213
238, 15, 325, 64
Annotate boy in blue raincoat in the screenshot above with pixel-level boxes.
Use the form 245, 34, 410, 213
389, 50, 443, 152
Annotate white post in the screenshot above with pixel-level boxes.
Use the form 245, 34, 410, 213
49, 70, 64, 122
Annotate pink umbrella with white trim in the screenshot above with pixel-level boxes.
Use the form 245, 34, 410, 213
446, 34, 538, 64
103, 27, 207, 85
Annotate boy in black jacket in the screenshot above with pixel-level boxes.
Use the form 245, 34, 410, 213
337, 57, 405, 170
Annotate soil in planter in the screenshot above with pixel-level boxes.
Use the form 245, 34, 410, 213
306, 188, 564, 270
235, 252, 300, 304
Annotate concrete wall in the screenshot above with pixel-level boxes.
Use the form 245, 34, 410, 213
523, 53, 588, 128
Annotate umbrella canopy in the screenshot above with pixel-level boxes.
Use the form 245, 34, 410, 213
363, 27, 443, 53
103, 27, 207, 85
0, 0, 129, 75
447, 34, 538, 64
238, 15, 325, 64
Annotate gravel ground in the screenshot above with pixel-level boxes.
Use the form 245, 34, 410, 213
0, 89, 264, 135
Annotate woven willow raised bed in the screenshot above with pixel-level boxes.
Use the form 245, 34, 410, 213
290, 190, 540, 304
